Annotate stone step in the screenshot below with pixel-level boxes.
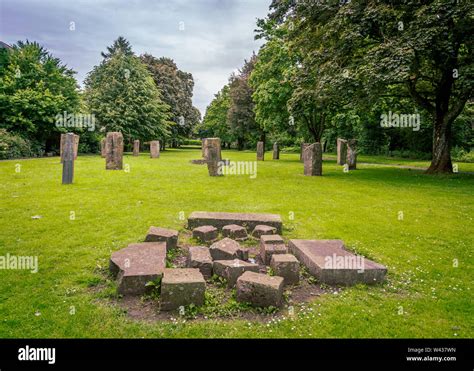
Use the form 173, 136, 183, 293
260, 235, 287, 265
288, 239, 387, 285
188, 211, 282, 233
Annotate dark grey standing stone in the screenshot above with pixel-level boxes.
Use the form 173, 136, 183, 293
236, 271, 284, 307
304, 143, 323, 176
105, 132, 124, 170
213, 259, 259, 287
273, 142, 279, 160
133, 140, 140, 156
160, 268, 206, 311
257, 141, 265, 161
60, 133, 79, 163
187, 246, 213, 279
145, 226, 179, 251
337, 138, 348, 165
150, 141, 160, 158
61, 133, 75, 184
206, 138, 222, 176
346, 139, 357, 170
270, 254, 300, 285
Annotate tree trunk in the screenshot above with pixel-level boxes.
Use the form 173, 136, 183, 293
426, 115, 453, 174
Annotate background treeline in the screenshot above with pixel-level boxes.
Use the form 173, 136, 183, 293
197, 0, 473, 172
0, 37, 201, 159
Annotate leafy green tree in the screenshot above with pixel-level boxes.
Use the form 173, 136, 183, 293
0, 41, 80, 151
84, 39, 171, 143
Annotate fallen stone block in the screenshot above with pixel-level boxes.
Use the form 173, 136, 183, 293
193, 225, 218, 243
236, 271, 284, 307
187, 246, 213, 279
252, 225, 277, 238
188, 211, 282, 234
213, 259, 259, 287
145, 226, 178, 251
160, 268, 206, 311
222, 224, 248, 241
109, 242, 167, 296
260, 237, 287, 265
210, 238, 248, 261
289, 239, 387, 285
270, 254, 300, 285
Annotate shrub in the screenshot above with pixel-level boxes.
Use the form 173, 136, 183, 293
0, 129, 43, 159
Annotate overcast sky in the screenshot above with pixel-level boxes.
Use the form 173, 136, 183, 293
0, 0, 270, 115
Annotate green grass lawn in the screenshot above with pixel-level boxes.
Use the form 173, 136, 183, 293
0, 148, 473, 338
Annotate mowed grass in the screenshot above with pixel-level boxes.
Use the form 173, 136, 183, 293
0, 148, 473, 338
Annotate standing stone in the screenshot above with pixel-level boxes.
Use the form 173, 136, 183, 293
337, 138, 348, 165
133, 140, 140, 157
206, 138, 222, 177
300, 143, 310, 162
61, 133, 75, 184
257, 141, 265, 161
303, 143, 323, 176
60, 133, 79, 163
273, 142, 279, 160
73, 134, 79, 160
346, 139, 358, 170
100, 138, 106, 158
202, 138, 208, 159
150, 141, 160, 158
105, 132, 124, 170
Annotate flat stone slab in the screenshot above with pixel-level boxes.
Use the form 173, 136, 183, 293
289, 239, 387, 285
193, 225, 218, 243
145, 226, 178, 250
252, 225, 277, 238
188, 212, 282, 234
213, 259, 259, 287
236, 271, 284, 308
210, 238, 248, 261
160, 268, 206, 311
271, 254, 300, 285
109, 242, 167, 296
187, 246, 213, 279
222, 224, 248, 240
260, 236, 287, 265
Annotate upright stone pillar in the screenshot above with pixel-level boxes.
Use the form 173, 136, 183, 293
73, 134, 79, 160
337, 138, 348, 165
133, 140, 140, 157
100, 138, 106, 158
62, 133, 75, 184
206, 138, 222, 177
300, 143, 310, 162
303, 143, 323, 176
257, 141, 265, 161
202, 138, 208, 159
150, 141, 160, 158
346, 139, 358, 170
60, 133, 79, 163
273, 142, 280, 160
105, 132, 124, 170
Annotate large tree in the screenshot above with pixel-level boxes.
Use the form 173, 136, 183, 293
84, 39, 171, 142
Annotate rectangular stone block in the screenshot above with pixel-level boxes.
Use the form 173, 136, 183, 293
273, 142, 279, 160
304, 143, 323, 176
133, 140, 140, 156
270, 254, 300, 285
213, 259, 259, 287
188, 212, 282, 234
300, 143, 310, 162
60, 133, 79, 163
206, 138, 222, 176
160, 268, 206, 311
257, 141, 264, 161
337, 138, 347, 165
260, 237, 287, 265
346, 139, 357, 170
105, 132, 124, 170
236, 271, 284, 307
61, 133, 75, 185
187, 246, 213, 279
210, 238, 248, 261
150, 141, 160, 158
145, 226, 178, 250
289, 239, 387, 285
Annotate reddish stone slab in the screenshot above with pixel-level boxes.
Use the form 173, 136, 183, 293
213, 259, 259, 287
160, 268, 206, 311
260, 236, 287, 265
288, 239, 387, 285
236, 271, 284, 308
193, 225, 218, 243
252, 225, 277, 239
188, 212, 282, 234
222, 224, 248, 241
209, 238, 248, 261
187, 246, 213, 279
145, 226, 178, 250
270, 254, 300, 285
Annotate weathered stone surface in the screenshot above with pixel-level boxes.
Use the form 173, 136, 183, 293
210, 238, 248, 261
337, 138, 347, 165
222, 224, 248, 241
150, 141, 160, 158
190, 159, 208, 165
300, 143, 310, 162
346, 139, 357, 170
145, 226, 178, 250
61, 133, 75, 185
133, 140, 140, 156
105, 132, 124, 170
188, 212, 283, 234
187, 246, 213, 279
100, 138, 106, 158
109, 242, 167, 295
260, 236, 287, 265
270, 254, 300, 285
236, 271, 284, 307
160, 268, 206, 311
60, 133, 79, 163
257, 141, 265, 161
205, 138, 222, 176
304, 143, 323, 176
273, 142, 279, 160
288, 239, 387, 285
252, 225, 277, 239
213, 259, 259, 287
202, 138, 208, 159
193, 225, 218, 243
